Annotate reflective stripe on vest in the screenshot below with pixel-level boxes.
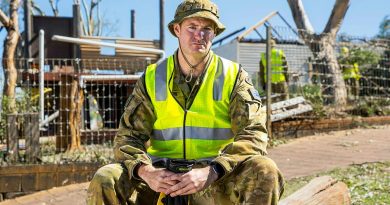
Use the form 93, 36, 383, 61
153, 127, 233, 140
261, 49, 286, 83
155, 59, 167, 101
154, 57, 227, 102
144, 53, 239, 160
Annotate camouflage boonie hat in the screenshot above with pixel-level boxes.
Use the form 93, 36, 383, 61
168, 0, 226, 37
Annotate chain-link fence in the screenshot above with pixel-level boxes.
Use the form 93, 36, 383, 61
1, 30, 390, 166
247, 27, 390, 123
0, 58, 148, 165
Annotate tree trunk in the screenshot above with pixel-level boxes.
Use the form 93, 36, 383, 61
68, 79, 84, 151
306, 34, 347, 107
287, 0, 350, 109
1, 0, 20, 114
319, 35, 347, 107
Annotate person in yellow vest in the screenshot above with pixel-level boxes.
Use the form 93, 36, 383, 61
87, 0, 284, 204
259, 39, 289, 101
339, 47, 361, 98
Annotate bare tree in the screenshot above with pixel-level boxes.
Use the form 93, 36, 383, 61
79, 0, 103, 36
287, 0, 350, 108
0, 0, 20, 113
48, 0, 59, 16
31, 0, 45, 15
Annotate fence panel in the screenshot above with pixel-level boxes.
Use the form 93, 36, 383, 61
0, 32, 389, 165
0, 58, 149, 165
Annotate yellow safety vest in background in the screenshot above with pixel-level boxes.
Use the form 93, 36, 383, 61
343, 62, 361, 80
261, 49, 286, 83
144, 53, 239, 160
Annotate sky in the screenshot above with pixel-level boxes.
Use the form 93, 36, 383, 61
15, 0, 388, 56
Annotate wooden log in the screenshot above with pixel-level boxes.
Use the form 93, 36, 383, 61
7, 114, 18, 163
25, 113, 40, 163
280, 176, 351, 205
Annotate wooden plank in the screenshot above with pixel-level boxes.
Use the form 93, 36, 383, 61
7, 114, 19, 163
57, 171, 75, 186
236, 11, 278, 41
37, 173, 57, 190
21, 174, 36, 192
270, 97, 306, 111
0, 163, 101, 194
271, 104, 313, 122
0, 175, 21, 192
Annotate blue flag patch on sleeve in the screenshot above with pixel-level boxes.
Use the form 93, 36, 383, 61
249, 88, 261, 102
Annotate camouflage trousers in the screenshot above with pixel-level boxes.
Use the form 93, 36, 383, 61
271, 82, 289, 101
87, 155, 284, 205
345, 78, 360, 100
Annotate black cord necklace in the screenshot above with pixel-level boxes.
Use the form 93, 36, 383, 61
179, 44, 211, 83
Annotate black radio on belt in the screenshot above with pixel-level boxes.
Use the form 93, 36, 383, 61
166, 159, 195, 173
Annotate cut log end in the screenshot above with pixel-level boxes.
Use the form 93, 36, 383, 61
280, 176, 351, 205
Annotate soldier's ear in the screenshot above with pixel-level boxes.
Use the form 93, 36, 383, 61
174, 23, 181, 37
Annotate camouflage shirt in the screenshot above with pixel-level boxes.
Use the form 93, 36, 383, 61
114, 51, 268, 180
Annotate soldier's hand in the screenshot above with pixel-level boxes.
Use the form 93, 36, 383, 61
138, 164, 177, 193
164, 166, 218, 197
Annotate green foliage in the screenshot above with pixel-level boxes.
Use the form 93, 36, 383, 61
0, 88, 39, 142
338, 47, 381, 72
350, 99, 390, 117
282, 161, 390, 204
301, 84, 326, 117
40, 142, 115, 165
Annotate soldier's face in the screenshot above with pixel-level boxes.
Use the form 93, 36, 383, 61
174, 17, 216, 57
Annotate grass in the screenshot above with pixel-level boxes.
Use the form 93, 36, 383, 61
282, 161, 390, 205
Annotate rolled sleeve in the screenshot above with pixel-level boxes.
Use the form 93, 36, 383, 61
113, 75, 155, 179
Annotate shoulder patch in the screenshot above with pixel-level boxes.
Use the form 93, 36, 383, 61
248, 88, 261, 102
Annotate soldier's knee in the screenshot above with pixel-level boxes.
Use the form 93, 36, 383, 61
90, 164, 124, 189
245, 155, 281, 178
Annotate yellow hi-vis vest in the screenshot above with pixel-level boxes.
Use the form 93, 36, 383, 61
343, 63, 361, 80
144, 54, 239, 160
261, 49, 286, 83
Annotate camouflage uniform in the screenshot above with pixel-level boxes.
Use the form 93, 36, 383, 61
87, 51, 284, 205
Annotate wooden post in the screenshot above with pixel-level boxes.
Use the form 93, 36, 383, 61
24, 0, 32, 58
72, 4, 81, 59
130, 10, 135, 38
57, 75, 72, 151
159, 0, 165, 50
266, 25, 273, 139
7, 114, 18, 163
25, 113, 40, 163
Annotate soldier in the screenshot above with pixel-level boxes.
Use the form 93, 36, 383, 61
339, 47, 361, 99
87, 0, 284, 204
259, 39, 289, 101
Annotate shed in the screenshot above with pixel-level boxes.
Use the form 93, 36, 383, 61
212, 12, 314, 85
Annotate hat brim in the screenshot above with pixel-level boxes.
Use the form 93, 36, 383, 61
168, 11, 225, 37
